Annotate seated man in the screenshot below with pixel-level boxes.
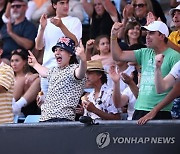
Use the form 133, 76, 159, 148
81, 60, 121, 120
0, 0, 37, 64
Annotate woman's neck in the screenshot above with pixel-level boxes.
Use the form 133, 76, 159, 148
128, 38, 138, 46
15, 71, 26, 78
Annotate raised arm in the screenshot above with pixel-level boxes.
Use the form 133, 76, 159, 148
81, 0, 94, 17
50, 17, 78, 46
35, 14, 47, 50
111, 22, 136, 62
101, 0, 119, 22
28, 50, 48, 77
121, 72, 139, 98
155, 54, 176, 93
85, 39, 95, 61
75, 41, 87, 79
109, 65, 129, 108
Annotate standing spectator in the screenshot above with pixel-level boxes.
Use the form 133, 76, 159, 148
81, 0, 121, 39
0, 0, 37, 64
81, 60, 120, 120
0, 39, 14, 124
35, 0, 82, 95
109, 64, 140, 120
28, 37, 86, 122
111, 21, 180, 120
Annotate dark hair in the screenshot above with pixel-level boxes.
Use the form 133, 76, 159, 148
51, 0, 69, 5
0, 39, 3, 49
11, 49, 30, 74
69, 55, 78, 64
124, 21, 143, 45
158, 32, 168, 44
93, 35, 110, 55
11, 49, 28, 60
94, 71, 107, 84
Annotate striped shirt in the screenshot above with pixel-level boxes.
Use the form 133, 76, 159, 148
0, 62, 14, 124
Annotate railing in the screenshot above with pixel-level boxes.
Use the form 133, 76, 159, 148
0, 120, 179, 154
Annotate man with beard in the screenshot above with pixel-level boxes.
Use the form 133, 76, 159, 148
0, 0, 37, 64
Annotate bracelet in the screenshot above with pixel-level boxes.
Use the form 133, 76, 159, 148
111, 36, 117, 40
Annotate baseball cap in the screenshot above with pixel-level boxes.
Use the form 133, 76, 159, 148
87, 60, 107, 73
52, 37, 75, 55
169, 5, 180, 17
141, 21, 169, 37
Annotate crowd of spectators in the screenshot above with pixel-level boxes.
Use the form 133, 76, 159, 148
0, 0, 179, 125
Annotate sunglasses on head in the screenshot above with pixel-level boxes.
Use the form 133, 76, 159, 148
11, 4, 25, 9
11, 49, 23, 54
133, 3, 146, 8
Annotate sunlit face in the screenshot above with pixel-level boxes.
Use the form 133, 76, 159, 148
11, 55, 26, 74
97, 37, 110, 54
172, 10, 180, 28
145, 31, 162, 48
133, 0, 147, 19
53, 0, 69, 17
94, 0, 105, 16
10, 1, 27, 19
127, 25, 141, 41
54, 47, 71, 68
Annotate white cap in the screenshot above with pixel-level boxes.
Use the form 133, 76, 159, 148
169, 5, 180, 17
142, 21, 169, 37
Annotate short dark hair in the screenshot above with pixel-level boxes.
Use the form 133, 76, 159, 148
93, 71, 107, 85
51, 0, 69, 5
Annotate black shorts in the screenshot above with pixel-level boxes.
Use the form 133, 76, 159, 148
132, 110, 172, 120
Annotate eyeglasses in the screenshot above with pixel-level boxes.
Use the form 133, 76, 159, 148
133, 3, 146, 8
11, 4, 25, 9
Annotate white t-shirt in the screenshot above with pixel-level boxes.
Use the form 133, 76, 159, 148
122, 87, 136, 120
170, 60, 180, 82
37, 16, 82, 69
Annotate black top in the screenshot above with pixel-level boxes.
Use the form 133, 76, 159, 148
90, 9, 121, 39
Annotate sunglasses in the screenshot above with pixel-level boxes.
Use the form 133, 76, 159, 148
11, 49, 23, 54
11, 4, 25, 9
133, 3, 146, 8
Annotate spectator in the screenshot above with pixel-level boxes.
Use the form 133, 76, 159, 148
0, 39, 14, 124
10, 49, 40, 116
85, 35, 135, 91
0, 0, 37, 64
28, 37, 86, 122
109, 64, 140, 120
81, 60, 120, 120
31, 0, 85, 26
81, 0, 121, 39
35, 0, 82, 96
111, 21, 180, 120
168, 5, 180, 52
